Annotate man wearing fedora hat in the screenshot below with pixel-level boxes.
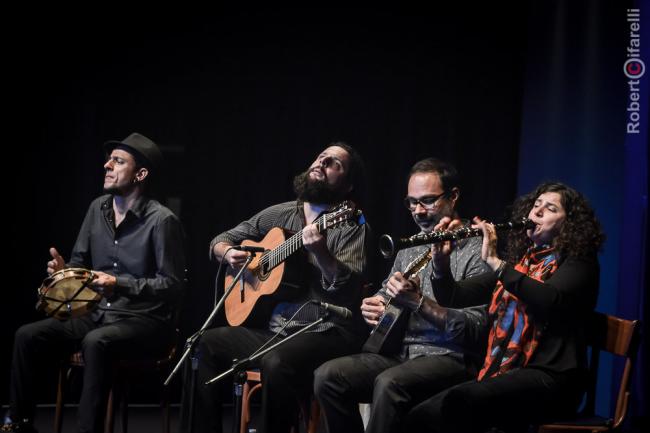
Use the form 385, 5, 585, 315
3, 133, 186, 433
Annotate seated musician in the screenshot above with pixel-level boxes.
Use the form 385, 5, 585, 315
314, 158, 490, 433
403, 182, 605, 433
191, 143, 371, 433
2, 133, 186, 433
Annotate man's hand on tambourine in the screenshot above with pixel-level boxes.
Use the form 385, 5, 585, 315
90, 271, 117, 298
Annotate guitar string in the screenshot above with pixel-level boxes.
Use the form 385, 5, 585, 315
255, 203, 351, 271
264, 215, 326, 270
258, 213, 327, 271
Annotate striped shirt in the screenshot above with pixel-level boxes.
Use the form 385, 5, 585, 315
210, 200, 369, 335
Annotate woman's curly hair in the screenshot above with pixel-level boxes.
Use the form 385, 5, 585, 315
505, 182, 605, 263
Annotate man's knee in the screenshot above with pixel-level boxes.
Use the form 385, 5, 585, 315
197, 329, 217, 357
200, 327, 230, 346
14, 323, 36, 346
198, 327, 240, 359
260, 350, 293, 381
314, 358, 342, 396
14, 321, 50, 348
80, 328, 108, 354
373, 370, 399, 395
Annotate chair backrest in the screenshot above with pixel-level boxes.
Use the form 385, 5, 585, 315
581, 312, 640, 429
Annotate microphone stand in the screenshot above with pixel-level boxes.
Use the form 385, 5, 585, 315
204, 315, 328, 433
164, 252, 257, 433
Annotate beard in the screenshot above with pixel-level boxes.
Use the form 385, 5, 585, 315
293, 170, 342, 204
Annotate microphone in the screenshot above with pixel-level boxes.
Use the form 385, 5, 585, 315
232, 245, 266, 253
312, 301, 353, 320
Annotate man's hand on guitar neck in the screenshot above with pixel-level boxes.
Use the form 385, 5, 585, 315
386, 272, 422, 311
303, 223, 340, 284
302, 223, 327, 255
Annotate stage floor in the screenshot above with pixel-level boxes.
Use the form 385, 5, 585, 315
19, 403, 321, 433
12, 404, 245, 433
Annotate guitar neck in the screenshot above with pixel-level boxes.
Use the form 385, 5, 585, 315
261, 214, 327, 270
402, 250, 432, 279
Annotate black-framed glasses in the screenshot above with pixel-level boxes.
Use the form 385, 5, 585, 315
403, 192, 447, 210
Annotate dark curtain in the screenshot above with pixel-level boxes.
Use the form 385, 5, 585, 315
518, 0, 648, 430
2, 7, 526, 406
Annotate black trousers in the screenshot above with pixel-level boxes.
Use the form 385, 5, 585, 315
314, 352, 471, 433
405, 367, 584, 433
188, 325, 363, 433
9, 315, 171, 433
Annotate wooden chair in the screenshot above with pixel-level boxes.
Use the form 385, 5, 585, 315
537, 312, 640, 432
240, 369, 320, 433
54, 328, 179, 433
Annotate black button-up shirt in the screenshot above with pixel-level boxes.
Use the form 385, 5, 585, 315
68, 195, 186, 323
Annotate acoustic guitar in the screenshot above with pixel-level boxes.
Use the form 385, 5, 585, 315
362, 249, 432, 354
224, 201, 360, 327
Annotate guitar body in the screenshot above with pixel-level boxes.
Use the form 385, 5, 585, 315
362, 303, 410, 354
224, 227, 306, 327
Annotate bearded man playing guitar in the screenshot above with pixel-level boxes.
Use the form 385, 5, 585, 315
191, 143, 371, 433
314, 158, 489, 433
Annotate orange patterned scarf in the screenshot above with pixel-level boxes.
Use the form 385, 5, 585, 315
478, 246, 559, 380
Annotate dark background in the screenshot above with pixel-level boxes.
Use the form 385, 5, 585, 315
2, 2, 647, 431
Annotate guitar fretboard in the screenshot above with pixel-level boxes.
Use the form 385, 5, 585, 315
258, 214, 327, 271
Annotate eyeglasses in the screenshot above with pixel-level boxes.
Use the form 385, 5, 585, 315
403, 192, 447, 210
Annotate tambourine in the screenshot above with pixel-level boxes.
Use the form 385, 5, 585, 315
36, 268, 101, 320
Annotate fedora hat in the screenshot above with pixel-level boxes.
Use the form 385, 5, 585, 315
104, 132, 163, 172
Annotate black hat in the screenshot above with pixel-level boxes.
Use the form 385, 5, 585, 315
103, 132, 163, 172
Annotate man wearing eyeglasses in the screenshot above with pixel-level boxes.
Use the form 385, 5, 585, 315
314, 158, 490, 433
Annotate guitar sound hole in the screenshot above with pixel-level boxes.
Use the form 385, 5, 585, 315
258, 263, 270, 281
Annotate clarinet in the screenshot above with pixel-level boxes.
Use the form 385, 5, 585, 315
379, 218, 534, 259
